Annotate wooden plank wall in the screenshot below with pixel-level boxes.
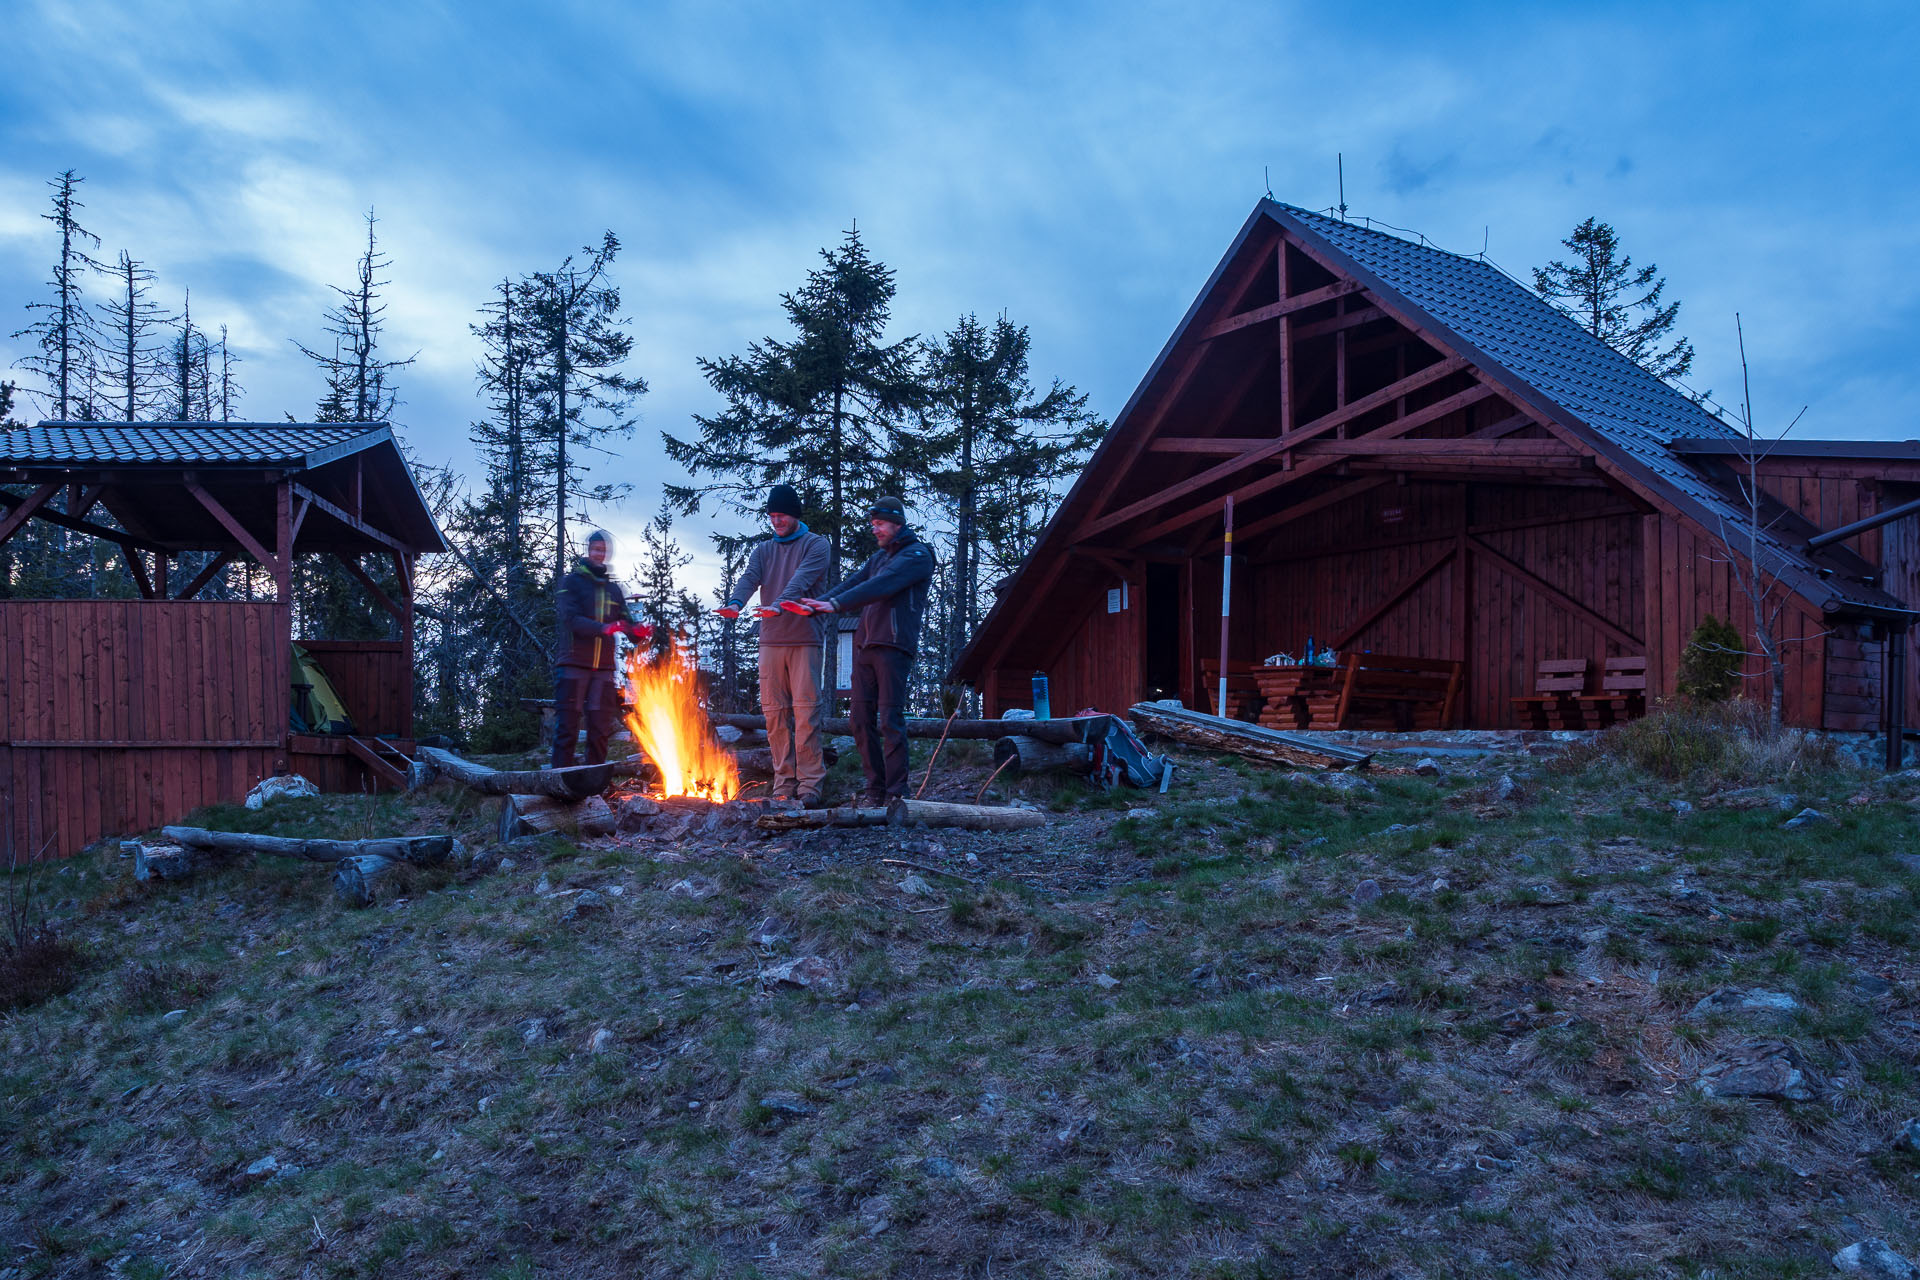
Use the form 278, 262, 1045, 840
1880, 485, 1920, 731
986, 578, 1143, 718
295, 639, 411, 736
0, 600, 289, 860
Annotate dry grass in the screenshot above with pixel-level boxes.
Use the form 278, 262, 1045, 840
2, 735, 1918, 1277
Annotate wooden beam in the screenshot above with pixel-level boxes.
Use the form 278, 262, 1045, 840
120, 543, 155, 599
174, 551, 235, 600
1293, 438, 1584, 460
1330, 542, 1457, 650
274, 481, 294, 605
1149, 437, 1271, 455
1115, 380, 1494, 548
1201, 279, 1363, 340
186, 481, 280, 574
69, 484, 106, 521
1235, 477, 1393, 546
289, 493, 312, 548
290, 482, 407, 554
1078, 355, 1471, 542
0, 482, 60, 548
334, 551, 405, 622
1292, 305, 1386, 342
1252, 502, 1647, 565
1467, 534, 1642, 649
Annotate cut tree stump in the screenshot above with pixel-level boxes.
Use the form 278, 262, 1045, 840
886, 799, 1045, 831
418, 745, 614, 801
712, 710, 1096, 747
1126, 703, 1372, 771
160, 827, 457, 864
992, 735, 1094, 779
499, 793, 616, 841
130, 843, 195, 882
332, 854, 414, 908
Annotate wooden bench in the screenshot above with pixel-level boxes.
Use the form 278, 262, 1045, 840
1510, 658, 1591, 729
1287, 652, 1464, 731
1577, 655, 1648, 726
1200, 659, 1265, 722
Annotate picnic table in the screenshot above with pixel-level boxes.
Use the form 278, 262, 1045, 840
1252, 653, 1464, 731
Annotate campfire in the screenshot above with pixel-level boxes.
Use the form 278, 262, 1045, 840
622, 633, 740, 803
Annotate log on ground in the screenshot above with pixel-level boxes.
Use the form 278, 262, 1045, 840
418, 745, 614, 801
991, 735, 1093, 779
712, 710, 1098, 747
886, 799, 1045, 831
499, 793, 616, 842
1126, 703, 1372, 771
161, 827, 457, 864
754, 805, 891, 832
332, 854, 418, 908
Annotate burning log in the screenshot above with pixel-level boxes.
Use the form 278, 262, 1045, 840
1126, 702, 1372, 771
625, 638, 741, 802
417, 746, 617, 801
991, 735, 1094, 779
499, 793, 617, 841
711, 711, 1096, 747
160, 827, 457, 863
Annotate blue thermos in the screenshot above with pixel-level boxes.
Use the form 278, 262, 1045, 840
1032, 672, 1051, 720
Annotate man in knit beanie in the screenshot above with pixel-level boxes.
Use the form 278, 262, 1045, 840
716, 484, 831, 806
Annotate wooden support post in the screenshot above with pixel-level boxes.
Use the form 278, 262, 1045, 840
396, 550, 415, 737
0, 482, 60, 547
185, 480, 280, 575
120, 543, 155, 598
154, 551, 168, 597
1218, 496, 1234, 715
1454, 483, 1471, 664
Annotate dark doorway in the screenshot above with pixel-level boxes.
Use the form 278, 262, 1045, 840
1144, 562, 1182, 701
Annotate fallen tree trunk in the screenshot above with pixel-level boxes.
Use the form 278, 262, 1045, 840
161, 827, 456, 864
712, 710, 1096, 747
992, 735, 1093, 779
499, 793, 616, 841
418, 746, 613, 801
755, 805, 891, 832
887, 799, 1045, 831
1126, 702, 1372, 771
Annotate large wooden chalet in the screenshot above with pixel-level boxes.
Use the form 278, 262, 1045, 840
0, 423, 445, 859
953, 201, 1920, 748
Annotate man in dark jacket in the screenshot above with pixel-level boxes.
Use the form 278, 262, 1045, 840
715, 484, 831, 806
552, 529, 643, 767
799, 496, 935, 805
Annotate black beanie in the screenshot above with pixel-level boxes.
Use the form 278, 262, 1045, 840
766, 484, 803, 518
868, 495, 907, 523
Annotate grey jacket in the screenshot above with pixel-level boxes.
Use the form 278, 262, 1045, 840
728, 526, 830, 647
825, 527, 936, 656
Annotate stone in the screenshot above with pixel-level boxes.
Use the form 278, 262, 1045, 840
1857, 972, 1895, 1000
715, 724, 743, 744
1833, 1239, 1919, 1279
562, 889, 605, 922
616, 795, 662, 832
1319, 772, 1374, 794
859, 1194, 894, 1237
763, 955, 835, 990
920, 1156, 961, 1179
758, 1091, 813, 1117
1352, 879, 1383, 905
1124, 808, 1155, 820
1490, 774, 1516, 804
1093, 972, 1121, 990
1710, 785, 1797, 811
1670, 799, 1695, 816
1432, 878, 1451, 893
898, 875, 935, 897
753, 917, 786, 947
161, 1009, 187, 1023
1128, 919, 1152, 937
497, 855, 517, 873
244, 774, 318, 809
587, 1028, 613, 1054
521, 1018, 547, 1046
534, 874, 553, 896
1892, 1118, 1920, 1152
243, 1155, 278, 1178
668, 877, 717, 900
1688, 988, 1802, 1021
1784, 807, 1830, 829
1414, 757, 1441, 777
1697, 1041, 1817, 1102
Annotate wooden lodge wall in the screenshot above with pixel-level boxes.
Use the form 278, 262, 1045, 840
0, 600, 289, 860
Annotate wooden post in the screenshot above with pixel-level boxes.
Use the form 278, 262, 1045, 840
1218, 495, 1234, 716
395, 550, 415, 737
1277, 241, 1294, 466
274, 480, 294, 749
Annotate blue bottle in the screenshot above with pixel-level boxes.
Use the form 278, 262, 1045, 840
1032, 672, 1051, 720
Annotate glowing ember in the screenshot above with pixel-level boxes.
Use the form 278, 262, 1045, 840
622, 632, 739, 802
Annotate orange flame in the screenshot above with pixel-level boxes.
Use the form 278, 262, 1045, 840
622, 632, 739, 802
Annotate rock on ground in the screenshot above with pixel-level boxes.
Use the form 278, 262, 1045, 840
1698, 1041, 1817, 1102
1833, 1239, 1919, 1279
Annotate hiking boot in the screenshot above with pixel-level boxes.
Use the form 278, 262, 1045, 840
798, 791, 826, 810
858, 790, 887, 809
771, 783, 799, 804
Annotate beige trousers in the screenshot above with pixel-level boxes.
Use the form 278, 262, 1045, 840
760, 645, 826, 796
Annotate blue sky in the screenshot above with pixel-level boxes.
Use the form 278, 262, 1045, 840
4, 0, 1916, 592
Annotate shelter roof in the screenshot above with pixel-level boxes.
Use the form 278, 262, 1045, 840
2, 422, 378, 467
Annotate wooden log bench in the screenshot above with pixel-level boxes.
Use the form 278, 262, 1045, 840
1199, 659, 1265, 722
1298, 652, 1465, 731
1510, 658, 1591, 729
1577, 655, 1648, 726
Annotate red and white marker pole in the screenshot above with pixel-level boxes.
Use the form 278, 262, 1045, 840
1218, 495, 1234, 716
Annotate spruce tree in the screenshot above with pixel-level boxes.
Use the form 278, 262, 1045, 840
665, 227, 926, 692
523, 233, 646, 586
11, 171, 102, 420
921, 313, 1102, 683
214, 325, 244, 421
95, 251, 171, 421
294, 209, 415, 423
164, 291, 210, 420
1534, 217, 1695, 383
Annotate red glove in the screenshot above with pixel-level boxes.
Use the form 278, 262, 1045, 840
601, 622, 623, 636
751, 607, 780, 620
714, 606, 740, 620
623, 622, 654, 642
779, 600, 815, 615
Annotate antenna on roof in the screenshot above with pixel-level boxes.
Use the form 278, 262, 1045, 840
1264, 166, 1273, 200
1482, 226, 1489, 259
1337, 154, 1348, 221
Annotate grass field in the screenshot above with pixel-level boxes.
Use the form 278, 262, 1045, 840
4, 714, 1919, 1278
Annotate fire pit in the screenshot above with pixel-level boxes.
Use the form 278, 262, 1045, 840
622, 635, 740, 803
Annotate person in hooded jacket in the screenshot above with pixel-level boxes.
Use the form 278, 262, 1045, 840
552, 529, 644, 767
798, 496, 935, 805
715, 484, 831, 806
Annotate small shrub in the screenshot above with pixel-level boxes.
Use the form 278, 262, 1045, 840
1551, 700, 1837, 785
0, 925, 87, 1010
1676, 614, 1744, 703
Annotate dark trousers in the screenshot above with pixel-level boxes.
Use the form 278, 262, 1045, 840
849, 644, 913, 799
553, 667, 617, 767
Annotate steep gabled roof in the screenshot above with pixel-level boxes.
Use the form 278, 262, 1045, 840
4, 422, 383, 468
955, 200, 1910, 682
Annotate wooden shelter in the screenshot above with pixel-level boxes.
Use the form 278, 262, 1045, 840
0, 422, 446, 859
953, 201, 1920, 751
